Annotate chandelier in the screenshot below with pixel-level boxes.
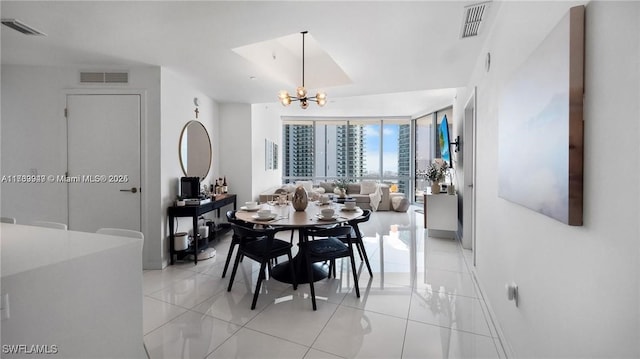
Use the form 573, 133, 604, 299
278, 31, 327, 109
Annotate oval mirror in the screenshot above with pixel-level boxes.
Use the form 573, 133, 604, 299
179, 120, 212, 179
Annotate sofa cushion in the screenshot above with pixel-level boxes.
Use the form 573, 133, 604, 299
360, 180, 378, 195
319, 182, 336, 193
346, 183, 360, 195
295, 180, 313, 192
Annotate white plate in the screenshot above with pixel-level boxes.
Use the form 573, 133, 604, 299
240, 206, 260, 212
252, 213, 277, 221
316, 214, 338, 221
341, 206, 360, 212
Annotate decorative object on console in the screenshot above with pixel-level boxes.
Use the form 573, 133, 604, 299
292, 185, 309, 211
180, 176, 201, 199
426, 160, 448, 194
278, 31, 327, 109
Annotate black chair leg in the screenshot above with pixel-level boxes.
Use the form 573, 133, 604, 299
305, 252, 317, 310
227, 249, 242, 292
251, 262, 267, 310
221, 241, 237, 278
358, 242, 373, 277
356, 243, 364, 260
348, 246, 360, 298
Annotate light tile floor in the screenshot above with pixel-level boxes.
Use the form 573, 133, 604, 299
143, 206, 505, 359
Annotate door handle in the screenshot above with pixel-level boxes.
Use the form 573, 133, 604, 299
467, 184, 474, 188
120, 187, 138, 193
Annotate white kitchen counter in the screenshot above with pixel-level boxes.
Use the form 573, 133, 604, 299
0, 223, 145, 358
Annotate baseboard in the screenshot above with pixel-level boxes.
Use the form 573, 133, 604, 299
468, 266, 515, 359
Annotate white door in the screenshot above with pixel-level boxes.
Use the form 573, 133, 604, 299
462, 89, 477, 258
67, 94, 141, 232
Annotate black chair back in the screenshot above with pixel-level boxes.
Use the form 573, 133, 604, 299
303, 225, 353, 242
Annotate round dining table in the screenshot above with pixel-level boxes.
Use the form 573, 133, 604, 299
234, 201, 364, 284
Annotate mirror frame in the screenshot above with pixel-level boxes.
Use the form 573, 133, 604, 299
178, 120, 212, 180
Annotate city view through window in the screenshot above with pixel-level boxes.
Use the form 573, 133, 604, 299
283, 119, 411, 194
282, 107, 452, 202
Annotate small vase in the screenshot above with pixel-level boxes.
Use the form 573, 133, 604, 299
447, 184, 455, 195
431, 182, 440, 194
292, 185, 308, 211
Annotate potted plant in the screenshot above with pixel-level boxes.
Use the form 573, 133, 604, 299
333, 178, 350, 198
426, 161, 448, 194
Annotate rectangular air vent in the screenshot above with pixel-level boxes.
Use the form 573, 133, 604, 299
80, 72, 129, 84
1, 19, 46, 36
460, 2, 490, 38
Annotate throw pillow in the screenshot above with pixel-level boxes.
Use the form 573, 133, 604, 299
319, 182, 336, 193
295, 180, 313, 192
360, 180, 378, 195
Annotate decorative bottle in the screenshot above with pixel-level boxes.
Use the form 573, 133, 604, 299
222, 176, 228, 193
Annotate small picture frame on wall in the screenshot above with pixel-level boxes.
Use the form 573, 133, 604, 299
265, 139, 278, 170
273, 143, 278, 170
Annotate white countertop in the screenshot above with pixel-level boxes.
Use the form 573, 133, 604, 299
1, 223, 143, 277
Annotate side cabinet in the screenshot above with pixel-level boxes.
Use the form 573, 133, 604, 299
423, 193, 458, 238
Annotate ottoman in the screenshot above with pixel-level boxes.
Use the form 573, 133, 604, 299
390, 194, 409, 212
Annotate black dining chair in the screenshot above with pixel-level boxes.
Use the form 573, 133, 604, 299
222, 210, 256, 278
227, 224, 297, 309
301, 225, 360, 310
335, 209, 373, 277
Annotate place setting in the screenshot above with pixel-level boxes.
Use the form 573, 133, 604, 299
251, 208, 289, 223
340, 200, 359, 212
315, 194, 332, 206
239, 201, 260, 212
315, 208, 338, 221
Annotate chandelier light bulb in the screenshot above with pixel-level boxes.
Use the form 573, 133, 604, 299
300, 99, 308, 109
296, 86, 306, 98
278, 90, 291, 106
316, 92, 327, 106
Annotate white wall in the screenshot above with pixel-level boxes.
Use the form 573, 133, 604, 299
159, 68, 219, 268
218, 103, 253, 204
456, 2, 639, 357
251, 103, 285, 198
0, 65, 163, 270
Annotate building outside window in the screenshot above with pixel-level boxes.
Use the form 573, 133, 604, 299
283, 118, 411, 196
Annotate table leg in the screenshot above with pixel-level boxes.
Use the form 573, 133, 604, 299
193, 215, 199, 265
169, 215, 175, 265
270, 229, 328, 284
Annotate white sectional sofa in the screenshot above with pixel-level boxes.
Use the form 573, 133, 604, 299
259, 180, 409, 212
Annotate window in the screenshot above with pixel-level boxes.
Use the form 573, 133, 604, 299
282, 118, 411, 194
414, 106, 453, 202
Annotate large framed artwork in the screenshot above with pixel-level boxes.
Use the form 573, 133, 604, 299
498, 6, 584, 226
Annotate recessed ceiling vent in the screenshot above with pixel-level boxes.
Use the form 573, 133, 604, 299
1, 19, 47, 36
460, 2, 490, 38
80, 72, 129, 84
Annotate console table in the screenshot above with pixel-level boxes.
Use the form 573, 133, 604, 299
168, 194, 236, 265
423, 192, 458, 238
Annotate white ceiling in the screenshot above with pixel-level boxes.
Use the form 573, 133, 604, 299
0, 1, 495, 116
